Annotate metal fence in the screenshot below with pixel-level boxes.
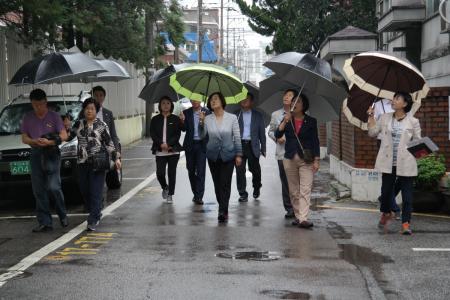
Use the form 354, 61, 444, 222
0, 30, 146, 118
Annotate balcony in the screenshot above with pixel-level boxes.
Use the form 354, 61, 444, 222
377, 0, 426, 32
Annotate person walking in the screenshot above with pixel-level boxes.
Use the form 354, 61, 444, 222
74, 98, 121, 231
235, 92, 266, 202
92, 86, 121, 158
180, 100, 210, 205
374, 99, 401, 219
367, 92, 421, 235
275, 93, 320, 229
268, 89, 296, 218
150, 96, 183, 204
21, 89, 69, 232
199, 92, 242, 222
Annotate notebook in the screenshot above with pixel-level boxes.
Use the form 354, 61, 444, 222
407, 137, 439, 159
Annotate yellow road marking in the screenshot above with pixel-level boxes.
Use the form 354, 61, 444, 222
317, 205, 450, 220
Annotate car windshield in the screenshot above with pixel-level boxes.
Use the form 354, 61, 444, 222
0, 101, 82, 135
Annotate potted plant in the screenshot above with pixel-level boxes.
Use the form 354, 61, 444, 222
413, 154, 446, 212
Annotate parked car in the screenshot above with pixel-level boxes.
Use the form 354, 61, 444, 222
0, 91, 122, 202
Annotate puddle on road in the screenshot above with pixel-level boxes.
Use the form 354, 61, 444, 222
339, 244, 397, 298
260, 290, 313, 299
215, 251, 282, 261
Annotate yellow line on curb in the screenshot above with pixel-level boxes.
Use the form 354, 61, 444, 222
317, 205, 450, 220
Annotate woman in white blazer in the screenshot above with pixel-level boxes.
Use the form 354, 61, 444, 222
367, 92, 421, 235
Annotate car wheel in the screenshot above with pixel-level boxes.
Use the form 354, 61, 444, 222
106, 167, 122, 189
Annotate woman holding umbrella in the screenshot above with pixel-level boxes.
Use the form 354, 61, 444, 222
367, 92, 421, 235
199, 92, 243, 223
275, 93, 320, 229
150, 96, 183, 204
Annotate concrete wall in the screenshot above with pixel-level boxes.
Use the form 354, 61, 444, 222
115, 115, 146, 146
330, 154, 382, 201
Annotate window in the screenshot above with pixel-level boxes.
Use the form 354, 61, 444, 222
426, 0, 440, 17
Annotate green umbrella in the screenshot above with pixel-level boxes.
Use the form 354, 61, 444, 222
169, 63, 248, 104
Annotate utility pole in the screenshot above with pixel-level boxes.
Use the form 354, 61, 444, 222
226, 7, 229, 65
197, 0, 203, 63
220, 0, 223, 64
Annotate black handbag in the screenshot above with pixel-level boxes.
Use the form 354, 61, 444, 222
290, 120, 315, 164
92, 147, 111, 172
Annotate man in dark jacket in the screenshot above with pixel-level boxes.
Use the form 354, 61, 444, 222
180, 100, 209, 204
235, 93, 266, 202
92, 86, 121, 157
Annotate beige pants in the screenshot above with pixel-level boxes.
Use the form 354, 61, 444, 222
283, 154, 314, 222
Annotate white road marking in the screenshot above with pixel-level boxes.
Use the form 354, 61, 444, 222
0, 214, 88, 220
0, 171, 159, 288
412, 248, 450, 252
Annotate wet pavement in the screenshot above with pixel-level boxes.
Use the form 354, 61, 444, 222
0, 138, 450, 299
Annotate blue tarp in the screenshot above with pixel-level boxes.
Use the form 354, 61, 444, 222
160, 32, 218, 62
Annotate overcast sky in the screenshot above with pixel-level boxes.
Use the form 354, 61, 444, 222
178, 0, 273, 49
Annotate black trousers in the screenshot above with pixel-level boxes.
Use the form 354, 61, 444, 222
156, 154, 180, 195
235, 142, 262, 197
208, 158, 235, 214
185, 142, 207, 199
277, 160, 292, 212
380, 167, 414, 223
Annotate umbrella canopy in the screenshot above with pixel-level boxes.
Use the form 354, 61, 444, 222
263, 52, 348, 112
258, 73, 347, 123
343, 83, 422, 131
9, 52, 106, 85
343, 51, 429, 102
169, 63, 247, 104
90, 59, 131, 82
224, 81, 269, 125
138, 63, 191, 103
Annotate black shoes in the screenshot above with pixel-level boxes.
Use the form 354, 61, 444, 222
238, 195, 248, 202
32, 224, 53, 233
291, 219, 300, 226
60, 217, 69, 228
253, 188, 260, 199
193, 197, 204, 205
218, 213, 228, 223
298, 221, 314, 229
285, 210, 295, 219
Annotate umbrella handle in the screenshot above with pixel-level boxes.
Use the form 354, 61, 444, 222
291, 57, 321, 112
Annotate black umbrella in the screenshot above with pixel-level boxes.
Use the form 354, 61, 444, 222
263, 52, 348, 119
138, 63, 191, 103
258, 71, 348, 123
9, 52, 106, 85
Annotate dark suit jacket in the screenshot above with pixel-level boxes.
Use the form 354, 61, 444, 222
150, 114, 182, 155
274, 114, 320, 160
181, 107, 210, 152
101, 107, 120, 153
237, 109, 266, 158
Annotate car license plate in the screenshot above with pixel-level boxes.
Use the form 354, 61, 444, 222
10, 161, 31, 175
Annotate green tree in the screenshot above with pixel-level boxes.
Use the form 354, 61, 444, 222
163, 0, 185, 63
235, 0, 376, 54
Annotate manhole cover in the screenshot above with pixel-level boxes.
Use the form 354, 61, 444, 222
215, 251, 282, 261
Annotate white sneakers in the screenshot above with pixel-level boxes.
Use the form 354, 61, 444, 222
166, 195, 173, 204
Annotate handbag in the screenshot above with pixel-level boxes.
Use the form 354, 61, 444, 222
289, 120, 315, 164
92, 147, 111, 172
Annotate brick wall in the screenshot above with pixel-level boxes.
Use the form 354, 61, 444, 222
319, 123, 327, 147
331, 87, 450, 170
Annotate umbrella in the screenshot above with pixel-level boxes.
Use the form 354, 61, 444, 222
88, 59, 131, 82
138, 63, 191, 103
343, 51, 429, 102
343, 83, 422, 131
225, 81, 270, 126
263, 52, 348, 116
9, 52, 106, 85
169, 63, 247, 104
258, 73, 347, 123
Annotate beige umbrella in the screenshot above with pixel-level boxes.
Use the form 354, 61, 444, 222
343, 51, 429, 103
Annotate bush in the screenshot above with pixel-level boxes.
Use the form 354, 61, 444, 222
416, 154, 447, 191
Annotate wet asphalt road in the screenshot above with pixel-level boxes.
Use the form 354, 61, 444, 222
1, 138, 450, 299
